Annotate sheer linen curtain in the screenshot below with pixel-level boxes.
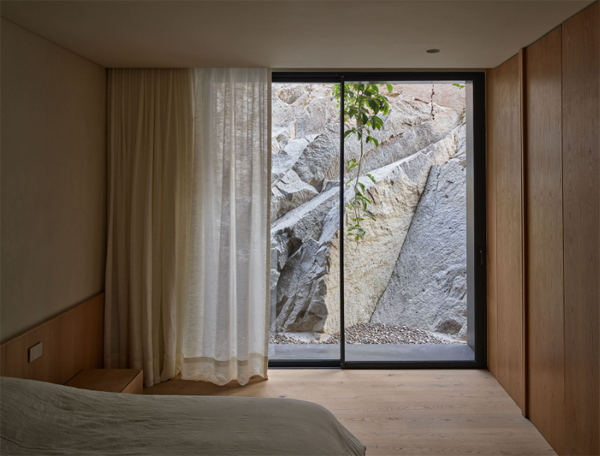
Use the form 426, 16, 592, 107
104, 68, 270, 388
183, 68, 270, 386
104, 69, 194, 388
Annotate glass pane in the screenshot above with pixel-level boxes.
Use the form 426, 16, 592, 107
342, 81, 473, 362
269, 82, 341, 362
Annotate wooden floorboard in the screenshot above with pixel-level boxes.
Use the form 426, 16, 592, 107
145, 369, 555, 456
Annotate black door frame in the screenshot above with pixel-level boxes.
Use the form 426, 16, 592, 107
269, 72, 487, 369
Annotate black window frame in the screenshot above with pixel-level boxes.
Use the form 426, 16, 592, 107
269, 71, 487, 370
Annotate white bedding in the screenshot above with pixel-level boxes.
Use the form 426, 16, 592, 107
1, 377, 365, 456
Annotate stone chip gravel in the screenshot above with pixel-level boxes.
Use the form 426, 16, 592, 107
270, 323, 463, 345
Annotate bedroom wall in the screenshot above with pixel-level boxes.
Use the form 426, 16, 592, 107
486, 2, 599, 455
1, 18, 107, 342
486, 53, 525, 412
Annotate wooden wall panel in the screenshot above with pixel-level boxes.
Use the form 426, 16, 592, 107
562, 3, 600, 455
487, 55, 525, 410
486, 69, 498, 378
487, 3, 599, 453
0, 293, 104, 384
524, 26, 566, 454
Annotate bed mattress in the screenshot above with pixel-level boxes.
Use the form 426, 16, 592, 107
1, 376, 365, 456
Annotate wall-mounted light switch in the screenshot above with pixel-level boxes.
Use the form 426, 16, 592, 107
28, 342, 43, 363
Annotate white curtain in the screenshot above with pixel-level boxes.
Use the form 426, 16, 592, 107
182, 68, 270, 386
104, 68, 270, 388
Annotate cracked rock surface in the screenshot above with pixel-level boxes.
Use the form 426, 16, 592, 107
271, 83, 468, 340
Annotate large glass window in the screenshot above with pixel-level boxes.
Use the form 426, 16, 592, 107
269, 73, 486, 368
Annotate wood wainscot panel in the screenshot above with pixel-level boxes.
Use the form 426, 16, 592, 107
0, 293, 104, 384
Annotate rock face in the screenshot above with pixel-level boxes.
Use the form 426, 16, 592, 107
370, 130, 468, 339
321, 126, 466, 335
270, 83, 467, 339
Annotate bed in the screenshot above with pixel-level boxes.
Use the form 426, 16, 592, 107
1, 376, 365, 456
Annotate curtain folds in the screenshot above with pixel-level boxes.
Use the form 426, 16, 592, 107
104, 68, 269, 388
105, 69, 194, 388
182, 69, 269, 386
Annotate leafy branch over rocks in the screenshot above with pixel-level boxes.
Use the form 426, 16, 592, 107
332, 83, 393, 241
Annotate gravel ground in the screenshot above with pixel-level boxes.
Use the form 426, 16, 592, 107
270, 323, 462, 345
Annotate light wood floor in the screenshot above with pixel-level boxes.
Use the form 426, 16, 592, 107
145, 369, 555, 456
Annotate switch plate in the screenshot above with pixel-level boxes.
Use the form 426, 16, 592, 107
28, 342, 42, 363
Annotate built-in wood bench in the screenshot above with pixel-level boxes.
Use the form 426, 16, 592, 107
65, 369, 143, 394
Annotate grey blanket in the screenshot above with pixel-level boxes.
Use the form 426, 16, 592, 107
1, 376, 365, 456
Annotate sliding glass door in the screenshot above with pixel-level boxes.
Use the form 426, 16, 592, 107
268, 81, 342, 366
269, 73, 486, 368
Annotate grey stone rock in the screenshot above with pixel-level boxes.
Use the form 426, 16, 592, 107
273, 126, 465, 334
275, 239, 330, 333
398, 83, 467, 114
322, 125, 466, 334
271, 170, 319, 223
270, 82, 468, 336
370, 131, 467, 340
292, 124, 341, 192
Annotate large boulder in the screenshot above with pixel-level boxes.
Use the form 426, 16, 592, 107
271, 83, 462, 222
397, 83, 467, 114
371, 128, 467, 339
270, 82, 468, 336
273, 125, 466, 334
322, 125, 466, 334
271, 170, 319, 223
271, 187, 340, 332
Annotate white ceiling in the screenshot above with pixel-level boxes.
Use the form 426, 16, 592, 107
1, 1, 594, 69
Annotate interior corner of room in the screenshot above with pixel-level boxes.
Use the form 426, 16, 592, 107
1, 1, 598, 455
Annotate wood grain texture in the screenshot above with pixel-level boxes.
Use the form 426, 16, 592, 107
524, 26, 566, 454
519, 49, 528, 418
121, 370, 143, 394
562, 3, 600, 455
486, 68, 499, 379
487, 55, 525, 411
145, 369, 556, 456
66, 369, 142, 394
0, 293, 104, 384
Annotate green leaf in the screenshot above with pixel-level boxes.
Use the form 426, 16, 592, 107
386, 83, 393, 93
367, 173, 376, 184
368, 99, 380, 114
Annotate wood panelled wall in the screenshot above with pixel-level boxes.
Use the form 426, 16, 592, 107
486, 54, 525, 411
525, 26, 566, 452
0, 294, 104, 385
486, 2, 599, 455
